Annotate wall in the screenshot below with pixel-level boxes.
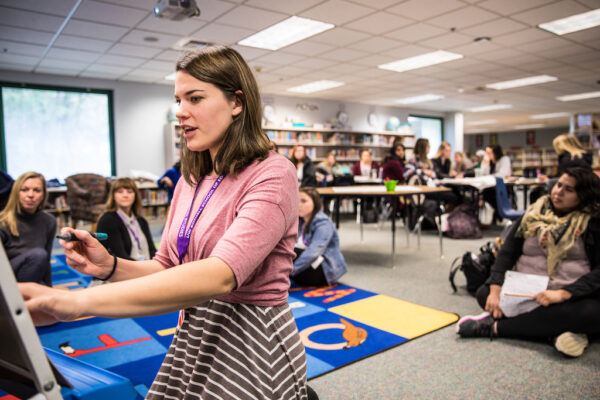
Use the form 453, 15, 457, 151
464, 126, 569, 154
0, 69, 174, 178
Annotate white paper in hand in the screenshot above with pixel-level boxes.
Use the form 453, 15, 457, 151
499, 271, 549, 317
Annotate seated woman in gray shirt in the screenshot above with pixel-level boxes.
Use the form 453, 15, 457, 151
457, 167, 600, 358
0, 171, 56, 285
292, 187, 347, 286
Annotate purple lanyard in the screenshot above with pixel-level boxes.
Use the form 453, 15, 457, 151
117, 210, 142, 250
176, 175, 224, 264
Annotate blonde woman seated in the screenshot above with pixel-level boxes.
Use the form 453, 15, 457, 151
457, 167, 600, 358
0, 172, 56, 285
292, 187, 347, 286
97, 178, 156, 261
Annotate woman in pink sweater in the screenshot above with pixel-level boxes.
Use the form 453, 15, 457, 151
21, 46, 314, 400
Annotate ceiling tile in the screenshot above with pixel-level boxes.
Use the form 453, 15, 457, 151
0, 61, 34, 71
54, 34, 113, 53
96, 54, 146, 67
79, 70, 125, 79
351, 54, 398, 67
299, 0, 375, 25
345, 12, 413, 35
311, 27, 371, 47
514, 36, 572, 53
154, 49, 184, 62
427, 6, 499, 30
191, 22, 255, 45
461, 18, 529, 38
215, 5, 286, 30
477, 0, 556, 16
322, 63, 368, 74
510, 0, 590, 26
343, 0, 401, 9
108, 43, 162, 58
293, 57, 338, 69
0, 26, 53, 46
46, 47, 101, 62
562, 25, 600, 48
136, 14, 207, 36
254, 52, 306, 65
188, 0, 239, 21
0, 53, 39, 66
418, 32, 473, 49
73, 1, 148, 27
85, 64, 132, 75
381, 44, 432, 58
0, 7, 65, 31
0, 0, 78, 16
120, 29, 181, 49
35, 66, 82, 76
63, 19, 130, 41
0, 40, 46, 57
449, 40, 500, 56
281, 40, 335, 57
37, 58, 89, 70
140, 59, 173, 72
348, 36, 403, 53
95, 0, 156, 11
386, 0, 465, 21
244, 0, 323, 14
270, 65, 311, 78
384, 23, 446, 43
320, 47, 369, 62
474, 47, 525, 61
230, 45, 271, 61
492, 28, 555, 46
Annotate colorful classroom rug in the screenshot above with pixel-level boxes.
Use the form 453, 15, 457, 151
30, 256, 458, 397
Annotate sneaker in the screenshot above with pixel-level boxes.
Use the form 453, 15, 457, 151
554, 332, 588, 357
456, 312, 495, 338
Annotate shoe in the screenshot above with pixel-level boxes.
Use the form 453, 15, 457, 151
456, 312, 495, 338
554, 332, 588, 357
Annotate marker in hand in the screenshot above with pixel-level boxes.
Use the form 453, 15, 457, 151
56, 232, 108, 242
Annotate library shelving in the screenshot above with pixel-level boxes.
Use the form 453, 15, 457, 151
506, 147, 557, 177
572, 112, 600, 167
264, 126, 415, 166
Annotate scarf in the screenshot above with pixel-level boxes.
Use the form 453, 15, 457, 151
517, 195, 589, 279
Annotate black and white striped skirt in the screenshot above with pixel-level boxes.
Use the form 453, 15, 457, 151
146, 300, 308, 400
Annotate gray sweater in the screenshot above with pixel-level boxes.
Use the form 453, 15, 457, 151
0, 211, 56, 260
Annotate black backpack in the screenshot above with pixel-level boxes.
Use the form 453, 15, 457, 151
446, 203, 482, 239
449, 241, 498, 295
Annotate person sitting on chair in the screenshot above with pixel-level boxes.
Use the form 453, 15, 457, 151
381, 142, 405, 183
97, 177, 156, 261
0, 171, 56, 286
291, 187, 347, 286
457, 167, 600, 358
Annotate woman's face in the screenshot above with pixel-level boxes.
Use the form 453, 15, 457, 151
298, 192, 314, 219
551, 174, 580, 213
395, 145, 405, 159
114, 187, 136, 212
361, 150, 371, 163
294, 146, 305, 160
443, 144, 451, 159
19, 177, 44, 214
174, 71, 242, 159
485, 147, 495, 162
327, 153, 336, 165
454, 153, 463, 164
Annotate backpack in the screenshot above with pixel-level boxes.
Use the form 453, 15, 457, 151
446, 203, 482, 239
449, 241, 498, 295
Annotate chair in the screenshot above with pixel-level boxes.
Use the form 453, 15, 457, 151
495, 177, 524, 221
65, 173, 111, 230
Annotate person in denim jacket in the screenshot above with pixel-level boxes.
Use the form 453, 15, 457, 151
292, 187, 347, 286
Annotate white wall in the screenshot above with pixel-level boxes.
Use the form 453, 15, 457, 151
0, 69, 174, 178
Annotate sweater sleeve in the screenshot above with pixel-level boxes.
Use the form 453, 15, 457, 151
97, 213, 132, 260
562, 220, 600, 298
487, 217, 524, 286
292, 218, 334, 276
44, 213, 56, 258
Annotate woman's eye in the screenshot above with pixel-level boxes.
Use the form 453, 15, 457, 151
174, 99, 181, 105
190, 96, 202, 103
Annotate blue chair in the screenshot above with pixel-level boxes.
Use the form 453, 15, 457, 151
495, 177, 524, 221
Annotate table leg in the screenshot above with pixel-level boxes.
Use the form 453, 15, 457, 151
359, 197, 364, 243
335, 197, 340, 229
391, 196, 397, 267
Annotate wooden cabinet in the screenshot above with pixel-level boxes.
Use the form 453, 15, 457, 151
264, 126, 415, 167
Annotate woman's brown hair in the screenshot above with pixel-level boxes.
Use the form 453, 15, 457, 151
104, 178, 141, 216
0, 171, 48, 236
176, 46, 270, 185
414, 138, 432, 168
289, 145, 307, 168
299, 187, 322, 234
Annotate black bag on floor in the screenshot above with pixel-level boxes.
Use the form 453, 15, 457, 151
449, 241, 497, 295
446, 203, 482, 239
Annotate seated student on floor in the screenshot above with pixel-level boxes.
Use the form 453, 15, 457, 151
97, 177, 156, 261
0, 171, 56, 286
292, 187, 347, 286
457, 167, 600, 358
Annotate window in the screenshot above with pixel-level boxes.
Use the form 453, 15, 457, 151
408, 115, 443, 159
0, 82, 115, 182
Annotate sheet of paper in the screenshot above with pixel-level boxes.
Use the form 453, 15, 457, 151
499, 271, 549, 317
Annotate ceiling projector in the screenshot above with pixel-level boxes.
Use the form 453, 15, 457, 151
153, 0, 200, 21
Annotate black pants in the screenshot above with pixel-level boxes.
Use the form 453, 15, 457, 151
476, 284, 600, 340
10, 247, 52, 286
292, 265, 327, 287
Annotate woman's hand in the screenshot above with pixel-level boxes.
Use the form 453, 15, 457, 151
485, 284, 504, 319
160, 177, 174, 188
535, 289, 571, 306
59, 228, 114, 279
537, 174, 549, 183
19, 283, 82, 326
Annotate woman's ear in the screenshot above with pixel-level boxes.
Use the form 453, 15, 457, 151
232, 90, 244, 117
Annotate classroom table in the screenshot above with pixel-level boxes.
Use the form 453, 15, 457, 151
317, 184, 451, 266
505, 177, 545, 210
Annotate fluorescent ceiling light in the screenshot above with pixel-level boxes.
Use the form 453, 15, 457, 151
556, 91, 600, 102
467, 119, 497, 126
164, 72, 176, 81
530, 112, 570, 119
378, 50, 463, 73
287, 80, 344, 94
485, 75, 557, 90
538, 8, 600, 35
466, 128, 490, 133
394, 94, 444, 104
467, 104, 512, 112
238, 16, 334, 51
515, 123, 545, 129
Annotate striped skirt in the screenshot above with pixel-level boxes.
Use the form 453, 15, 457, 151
146, 300, 308, 400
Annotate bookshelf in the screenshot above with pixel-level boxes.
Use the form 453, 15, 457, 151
572, 112, 600, 167
506, 147, 557, 177
264, 126, 415, 167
